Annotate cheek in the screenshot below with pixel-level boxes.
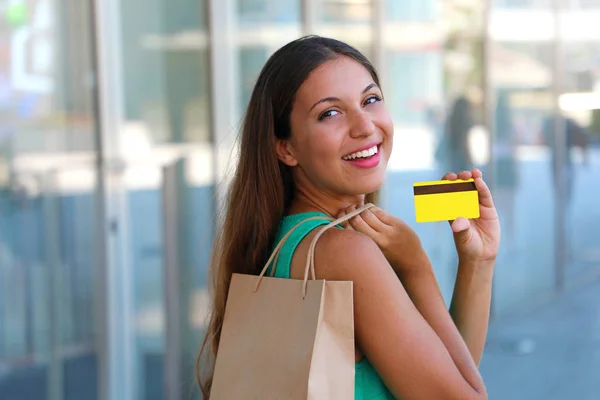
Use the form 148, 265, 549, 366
378, 108, 394, 137
292, 129, 341, 171
306, 127, 343, 160
375, 109, 394, 159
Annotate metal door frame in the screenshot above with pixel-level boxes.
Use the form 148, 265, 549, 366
91, 0, 135, 399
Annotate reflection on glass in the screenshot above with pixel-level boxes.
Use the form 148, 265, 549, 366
235, 0, 301, 117
386, 0, 436, 21
493, 0, 552, 8
118, 0, 211, 399
558, 32, 600, 279
388, 52, 443, 126
491, 90, 518, 247
478, 22, 600, 395
0, 0, 96, 153
120, 0, 210, 145
237, 0, 300, 24
320, 0, 372, 23
0, 0, 99, 398
438, 96, 477, 173
485, 41, 556, 314
239, 47, 269, 113
313, 0, 374, 67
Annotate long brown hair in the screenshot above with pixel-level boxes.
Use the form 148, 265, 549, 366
196, 35, 381, 398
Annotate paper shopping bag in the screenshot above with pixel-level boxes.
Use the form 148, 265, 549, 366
210, 204, 375, 399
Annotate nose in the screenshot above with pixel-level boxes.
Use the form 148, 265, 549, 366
349, 110, 376, 139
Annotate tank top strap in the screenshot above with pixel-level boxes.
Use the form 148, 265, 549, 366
269, 212, 340, 279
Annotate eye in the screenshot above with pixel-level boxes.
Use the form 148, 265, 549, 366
364, 95, 382, 106
318, 109, 340, 121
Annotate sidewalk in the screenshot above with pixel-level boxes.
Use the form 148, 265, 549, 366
481, 276, 600, 400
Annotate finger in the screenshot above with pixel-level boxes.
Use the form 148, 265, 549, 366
358, 208, 390, 232
369, 206, 396, 227
348, 213, 379, 238
451, 217, 470, 233
442, 172, 458, 180
471, 168, 483, 180
457, 170, 472, 180
474, 177, 496, 209
451, 217, 472, 245
336, 207, 353, 230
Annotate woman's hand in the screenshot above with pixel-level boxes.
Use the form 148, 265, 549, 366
337, 204, 430, 277
443, 168, 500, 264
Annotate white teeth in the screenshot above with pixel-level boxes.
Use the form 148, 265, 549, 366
343, 145, 379, 161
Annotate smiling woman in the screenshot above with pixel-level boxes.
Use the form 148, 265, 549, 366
277, 55, 392, 202
197, 35, 500, 400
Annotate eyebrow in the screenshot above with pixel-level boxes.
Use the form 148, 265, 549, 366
308, 83, 380, 112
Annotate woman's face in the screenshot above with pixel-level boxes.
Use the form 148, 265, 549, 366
281, 56, 393, 199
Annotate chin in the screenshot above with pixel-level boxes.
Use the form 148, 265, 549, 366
355, 178, 384, 196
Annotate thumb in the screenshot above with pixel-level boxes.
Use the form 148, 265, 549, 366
451, 217, 472, 245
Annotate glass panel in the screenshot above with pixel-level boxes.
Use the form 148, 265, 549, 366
383, 2, 592, 398
386, 0, 436, 21
387, 51, 444, 126
117, 0, 212, 398
383, 20, 450, 297
320, 0, 372, 23
487, 41, 557, 312
493, 0, 552, 8
120, 0, 210, 145
480, 1, 600, 399
561, 7, 600, 284
126, 164, 165, 400
239, 46, 269, 113
237, 0, 300, 24
122, 158, 216, 400
52, 166, 99, 400
313, 0, 374, 63
0, 0, 100, 399
235, 1, 302, 119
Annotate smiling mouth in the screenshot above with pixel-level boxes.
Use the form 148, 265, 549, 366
342, 144, 379, 161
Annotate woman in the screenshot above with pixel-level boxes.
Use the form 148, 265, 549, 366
436, 96, 475, 174
198, 36, 500, 399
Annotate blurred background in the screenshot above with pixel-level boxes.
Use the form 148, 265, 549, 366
0, 0, 599, 399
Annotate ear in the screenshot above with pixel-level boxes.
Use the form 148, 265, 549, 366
275, 139, 298, 167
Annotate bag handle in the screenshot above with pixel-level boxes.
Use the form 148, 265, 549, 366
268, 217, 332, 278
253, 203, 375, 297
301, 203, 375, 298
254, 216, 332, 292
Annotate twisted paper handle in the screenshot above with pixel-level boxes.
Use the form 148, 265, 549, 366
302, 203, 375, 298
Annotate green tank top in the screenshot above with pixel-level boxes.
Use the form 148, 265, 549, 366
269, 212, 396, 400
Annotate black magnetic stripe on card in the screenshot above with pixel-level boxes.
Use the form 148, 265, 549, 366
413, 182, 476, 196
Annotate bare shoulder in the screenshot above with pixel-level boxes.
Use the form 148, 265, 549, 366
288, 225, 489, 399
289, 226, 391, 282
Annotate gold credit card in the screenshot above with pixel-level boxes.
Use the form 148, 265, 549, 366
413, 179, 480, 223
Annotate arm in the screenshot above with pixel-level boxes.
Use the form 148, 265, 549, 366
449, 260, 494, 365
338, 169, 499, 371
310, 230, 488, 400
393, 253, 492, 368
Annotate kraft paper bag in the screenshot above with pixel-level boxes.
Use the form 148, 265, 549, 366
210, 204, 375, 399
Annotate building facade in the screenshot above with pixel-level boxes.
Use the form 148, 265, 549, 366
0, 0, 599, 399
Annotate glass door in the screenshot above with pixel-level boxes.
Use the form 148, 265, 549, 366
560, 3, 600, 286
107, 0, 215, 398
0, 0, 101, 399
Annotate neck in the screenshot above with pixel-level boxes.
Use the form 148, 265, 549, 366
287, 186, 365, 218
